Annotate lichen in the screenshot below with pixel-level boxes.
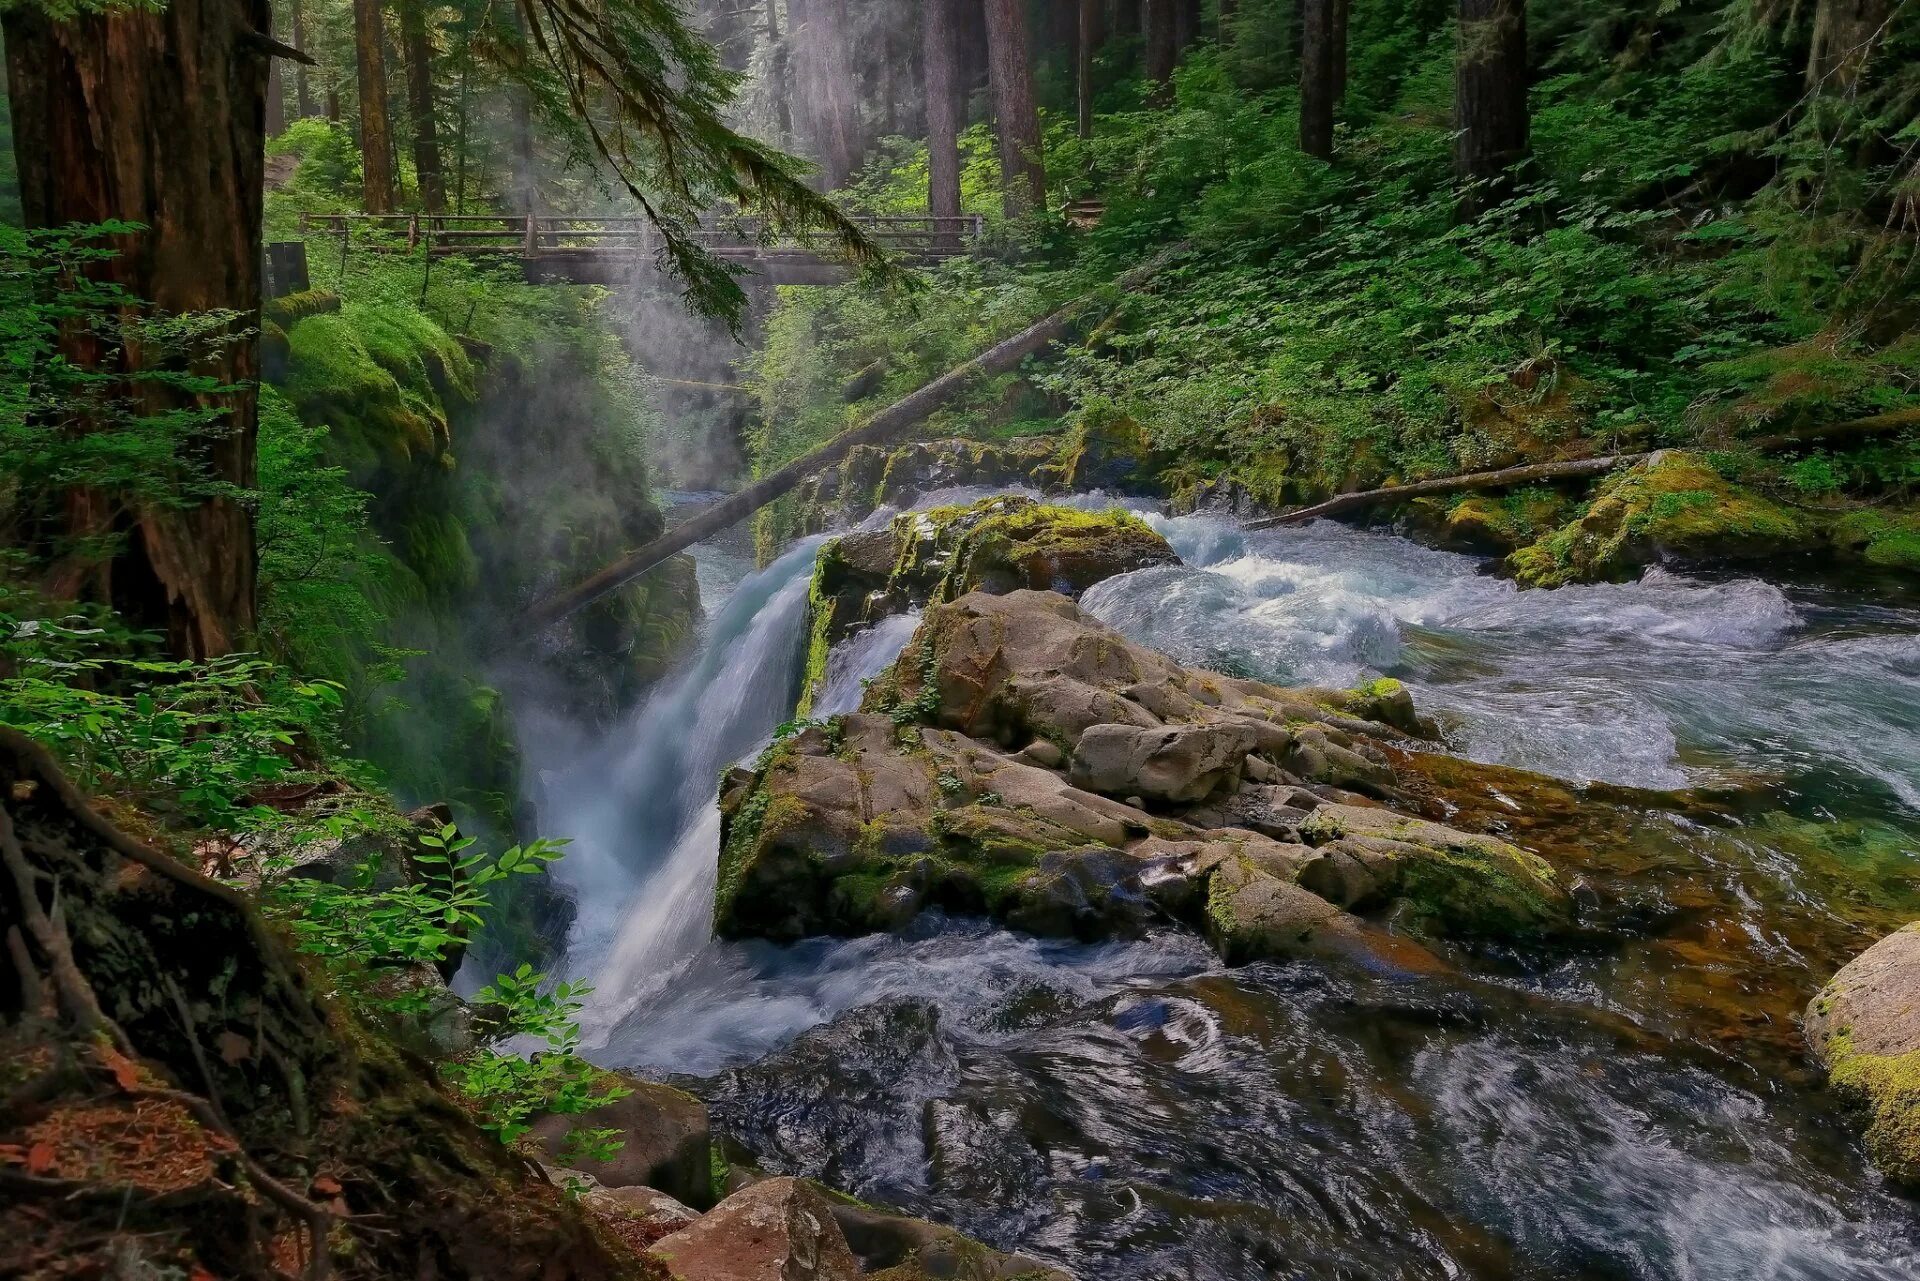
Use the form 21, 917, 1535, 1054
1824, 1033, 1920, 1190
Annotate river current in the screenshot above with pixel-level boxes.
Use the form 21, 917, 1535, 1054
526, 494, 1920, 1280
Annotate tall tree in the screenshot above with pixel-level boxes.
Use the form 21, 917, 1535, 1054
983, 0, 1045, 215
2, 0, 269, 658
1299, 0, 1335, 159
352, 0, 396, 211
1331, 0, 1349, 103
1144, 0, 1177, 85
291, 0, 316, 117
401, 0, 445, 211
1807, 0, 1889, 92
923, 0, 963, 221
812, 0, 861, 186
266, 41, 288, 135
1453, 0, 1528, 216
1078, 0, 1102, 140
1174, 0, 1201, 53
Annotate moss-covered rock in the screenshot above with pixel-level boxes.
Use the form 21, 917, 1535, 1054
722, 590, 1567, 965
797, 497, 1177, 713
1508, 450, 1810, 587
1057, 405, 1163, 492
1828, 508, 1920, 573
1806, 922, 1920, 1190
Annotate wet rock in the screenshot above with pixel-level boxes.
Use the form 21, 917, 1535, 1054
1806, 922, 1920, 1190
650, 1176, 860, 1281
1509, 450, 1810, 587
1295, 803, 1570, 937
363, 962, 473, 1059
531, 1073, 715, 1209
1069, 721, 1258, 804
823, 1193, 1071, 1281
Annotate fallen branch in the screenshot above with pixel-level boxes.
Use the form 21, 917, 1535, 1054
525, 247, 1184, 630
1244, 407, 1920, 531
1243, 454, 1645, 530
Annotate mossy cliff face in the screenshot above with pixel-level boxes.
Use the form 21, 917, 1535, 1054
268, 297, 700, 826
799, 496, 1177, 713
1806, 922, 1920, 1191
721, 590, 1570, 969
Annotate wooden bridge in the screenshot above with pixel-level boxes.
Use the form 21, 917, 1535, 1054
295, 212, 984, 286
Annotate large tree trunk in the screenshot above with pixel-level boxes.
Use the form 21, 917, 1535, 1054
813, 0, 861, 187
291, 0, 316, 117
1331, 0, 1349, 102
1144, 0, 1177, 85
1299, 0, 1335, 159
352, 0, 396, 212
1454, 0, 1529, 217
984, 0, 1046, 216
2, 0, 265, 660
924, 0, 963, 221
266, 37, 287, 136
1078, 0, 1102, 139
1174, 0, 1201, 53
1807, 0, 1889, 91
401, 0, 445, 212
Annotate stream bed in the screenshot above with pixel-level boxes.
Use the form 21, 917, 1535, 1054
531, 497, 1920, 1280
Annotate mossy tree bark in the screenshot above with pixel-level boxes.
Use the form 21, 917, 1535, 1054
1453, 0, 1529, 218
984, 0, 1046, 215
2, 0, 266, 660
352, 0, 397, 213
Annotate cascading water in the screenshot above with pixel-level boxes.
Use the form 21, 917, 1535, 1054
538, 494, 1920, 1280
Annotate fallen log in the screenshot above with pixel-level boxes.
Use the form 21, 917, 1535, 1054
525, 248, 1182, 630
1243, 406, 1920, 531
1242, 454, 1647, 530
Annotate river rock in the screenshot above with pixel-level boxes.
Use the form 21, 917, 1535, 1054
650, 1177, 860, 1281
800, 497, 1178, 712
1806, 922, 1920, 1189
718, 590, 1568, 962
824, 1193, 1071, 1281
531, 1073, 715, 1209
1069, 721, 1258, 804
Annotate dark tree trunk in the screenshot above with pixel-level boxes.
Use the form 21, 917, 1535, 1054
401, 0, 445, 212
352, 0, 396, 212
291, 0, 316, 117
2, 0, 265, 659
1078, 0, 1102, 139
984, 0, 1046, 215
1453, 0, 1528, 217
1112, 0, 1140, 39
266, 40, 287, 135
1807, 0, 1889, 91
1144, 0, 1177, 84
1299, 0, 1335, 159
924, 0, 963, 221
1331, 0, 1349, 102
812, 0, 862, 186
1174, 0, 1200, 53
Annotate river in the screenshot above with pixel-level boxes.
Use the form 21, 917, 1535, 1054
528, 492, 1920, 1280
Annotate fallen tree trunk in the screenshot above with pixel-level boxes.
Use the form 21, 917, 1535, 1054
1244, 407, 1920, 531
1243, 454, 1646, 530
526, 250, 1181, 630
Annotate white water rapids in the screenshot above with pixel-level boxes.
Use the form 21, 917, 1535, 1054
515, 495, 1920, 1280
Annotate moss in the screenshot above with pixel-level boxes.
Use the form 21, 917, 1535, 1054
1829, 508, 1920, 571
263, 287, 342, 329
1510, 450, 1811, 587
1824, 1034, 1920, 1189
795, 543, 845, 718
282, 307, 471, 474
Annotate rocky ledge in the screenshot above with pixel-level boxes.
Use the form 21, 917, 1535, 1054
1807, 922, 1920, 1190
721, 586, 1569, 973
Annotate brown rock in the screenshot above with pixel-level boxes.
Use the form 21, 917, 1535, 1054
531, 1074, 714, 1209
651, 1177, 859, 1281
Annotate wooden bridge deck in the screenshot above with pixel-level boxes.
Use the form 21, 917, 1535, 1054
296, 212, 984, 286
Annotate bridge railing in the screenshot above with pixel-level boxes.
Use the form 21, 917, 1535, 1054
295, 212, 985, 260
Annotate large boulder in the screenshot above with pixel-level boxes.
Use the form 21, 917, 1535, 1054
1509, 450, 1810, 587
1806, 923, 1920, 1190
650, 1177, 860, 1281
800, 497, 1177, 713
824, 1194, 1070, 1281
531, 1073, 716, 1209
718, 590, 1566, 964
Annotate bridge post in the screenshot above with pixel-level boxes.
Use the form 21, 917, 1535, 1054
523, 212, 539, 258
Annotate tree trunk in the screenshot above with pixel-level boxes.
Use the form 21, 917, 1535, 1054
1174, 0, 1201, 53
401, 0, 445, 212
266, 39, 287, 136
1331, 0, 1349, 102
352, 0, 396, 212
1299, 0, 1334, 159
766, 0, 779, 39
1454, 0, 1529, 217
2, 0, 265, 660
811, 0, 862, 187
1112, 0, 1140, 39
1078, 0, 1101, 139
984, 0, 1046, 216
1807, 0, 1889, 91
1144, 0, 1177, 85
924, 0, 963, 221
291, 0, 316, 117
